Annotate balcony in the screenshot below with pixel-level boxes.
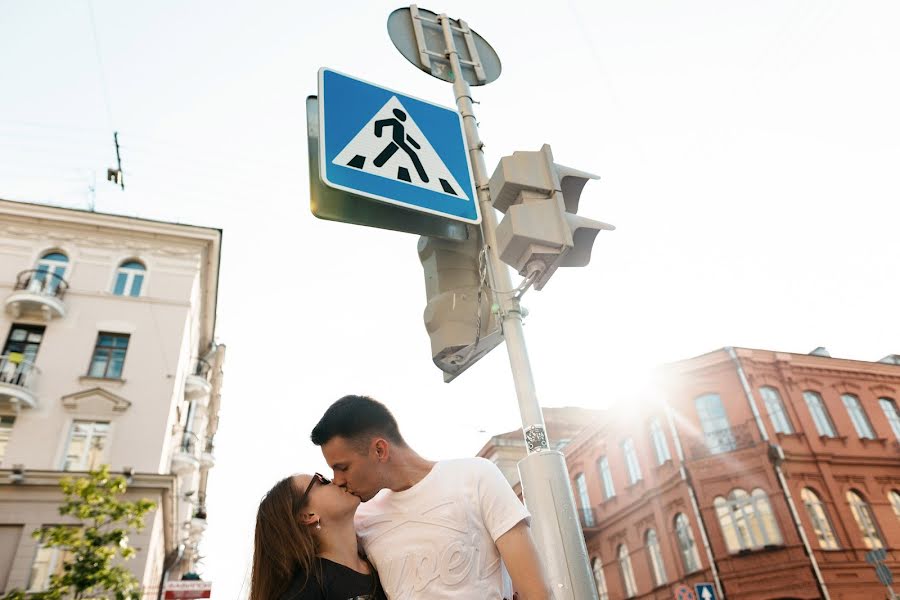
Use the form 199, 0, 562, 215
0, 355, 40, 409
184, 359, 212, 403
5, 270, 68, 320
687, 422, 757, 461
199, 439, 216, 469
171, 431, 201, 475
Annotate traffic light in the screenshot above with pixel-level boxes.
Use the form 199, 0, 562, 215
418, 227, 503, 382
489, 144, 614, 290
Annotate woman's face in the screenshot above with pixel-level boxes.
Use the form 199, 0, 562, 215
293, 473, 360, 525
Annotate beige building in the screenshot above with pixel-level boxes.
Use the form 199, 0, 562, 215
0, 199, 224, 598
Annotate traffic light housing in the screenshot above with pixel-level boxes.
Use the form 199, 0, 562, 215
418, 228, 503, 382
489, 144, 614, 290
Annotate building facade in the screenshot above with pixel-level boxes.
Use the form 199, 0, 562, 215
564, 347, 900, 600
0, 199, 224, 598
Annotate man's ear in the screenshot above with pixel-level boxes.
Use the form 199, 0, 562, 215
372, 438, 390, 463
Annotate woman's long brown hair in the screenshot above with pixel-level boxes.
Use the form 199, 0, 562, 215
249, 475, 320, 600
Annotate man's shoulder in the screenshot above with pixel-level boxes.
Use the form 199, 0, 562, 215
438, 456, 497, 473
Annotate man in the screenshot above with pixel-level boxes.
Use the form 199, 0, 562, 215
311, 395, 551, 600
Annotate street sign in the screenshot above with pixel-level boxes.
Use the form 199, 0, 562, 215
318, 68, 479, 224
387, 5, 501, 86
163, 580, 211, 600
674, 584, 697, 600
695, 583, 716, 600
307, 95, 467, 241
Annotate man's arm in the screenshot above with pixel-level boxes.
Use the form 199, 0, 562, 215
496, 520, 552, 600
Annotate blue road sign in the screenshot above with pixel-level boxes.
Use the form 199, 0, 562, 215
695, 583, 717, 600
318, 68, 480, 224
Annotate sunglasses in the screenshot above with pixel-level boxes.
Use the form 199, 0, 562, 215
293, 472, 331, 515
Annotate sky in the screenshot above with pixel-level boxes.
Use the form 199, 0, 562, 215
2, 0, 899, 596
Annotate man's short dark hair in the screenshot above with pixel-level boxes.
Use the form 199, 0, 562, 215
311, 395, 406, 448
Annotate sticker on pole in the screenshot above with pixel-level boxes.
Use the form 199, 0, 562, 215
318, 68, 480, 224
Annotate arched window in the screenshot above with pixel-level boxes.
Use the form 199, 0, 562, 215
888, 490, 900, 521
649, 417, 671, 465
847, 490, 884, 549
760, 386, 793, 434
645, 529, 668, 586
715, 488, 782, 552
592, 557, 609, 600
841, 394, 875, 440
803, 391, 837, 437
33, 251, 68, 294
878, 398, 900, 441
695, 393, 735, 454
597, 456, 615, 500
800, 488, 839, 549
617, 544, 638, 598
621, 437, 642, 484
113, 260, 145, 297
574, 473, 594, 527
674, 513, 701, 573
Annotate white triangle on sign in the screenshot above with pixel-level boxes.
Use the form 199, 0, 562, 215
332, 96, 468, 200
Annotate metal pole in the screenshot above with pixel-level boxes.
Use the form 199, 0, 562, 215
437, 13, 597, 600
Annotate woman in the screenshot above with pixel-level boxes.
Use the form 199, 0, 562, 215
250, 472, 386, 600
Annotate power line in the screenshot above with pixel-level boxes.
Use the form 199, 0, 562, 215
86, 0, 114, 130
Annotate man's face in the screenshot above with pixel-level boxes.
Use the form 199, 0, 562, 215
321, 436, 383, 502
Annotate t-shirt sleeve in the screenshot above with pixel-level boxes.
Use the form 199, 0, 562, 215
473, 458, 532, 542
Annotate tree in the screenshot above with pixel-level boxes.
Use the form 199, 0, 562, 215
2, 466, 156, 600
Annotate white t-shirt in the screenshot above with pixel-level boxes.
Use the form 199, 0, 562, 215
354, 457, 531, 600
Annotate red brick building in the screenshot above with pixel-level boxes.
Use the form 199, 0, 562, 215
563, 347, 900, 600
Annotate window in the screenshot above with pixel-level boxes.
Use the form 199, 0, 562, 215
28, 537, 74, 592
2, 324, 44, 364
645, 529, 668, 586
62, 421, 110, 471
803, 391, 837, 437
800, 488, 839, 550
715, 488, 782, 552
592, 557, 609, 600
842, 394, 875, 440
1, 325, 44, 386
617, 544, 638, 598
695, 393, 736, 454
575, 473, 594, 527
33, 251, 68, 295
760, 386, 793, 434
847, 490, 884, 549
879, 398, 900, 441
598, 456, 615, 500
674, 513, 701, 573
888, 490, 900, 521
0, 416, 14, 464
649, 418, 671, 465
87, 333, 130, 379
622, 438, 642, 485
112, 260, 146, 297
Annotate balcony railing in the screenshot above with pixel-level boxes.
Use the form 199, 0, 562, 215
687, 422, 757, 460
6, 270, 69, 319
578, 507, 597, 529
172, 430, 202, 476
14, 270, 69, 300
184, 359, 213, 401
0, 355, 40, 408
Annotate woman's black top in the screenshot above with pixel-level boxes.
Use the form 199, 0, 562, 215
279, 557, 386, 600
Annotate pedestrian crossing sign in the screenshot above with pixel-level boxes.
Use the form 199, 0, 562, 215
318, 68, 480, 224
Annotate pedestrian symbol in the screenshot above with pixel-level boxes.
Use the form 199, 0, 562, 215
318, 68, 480, 224
334, 96, 465, 198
